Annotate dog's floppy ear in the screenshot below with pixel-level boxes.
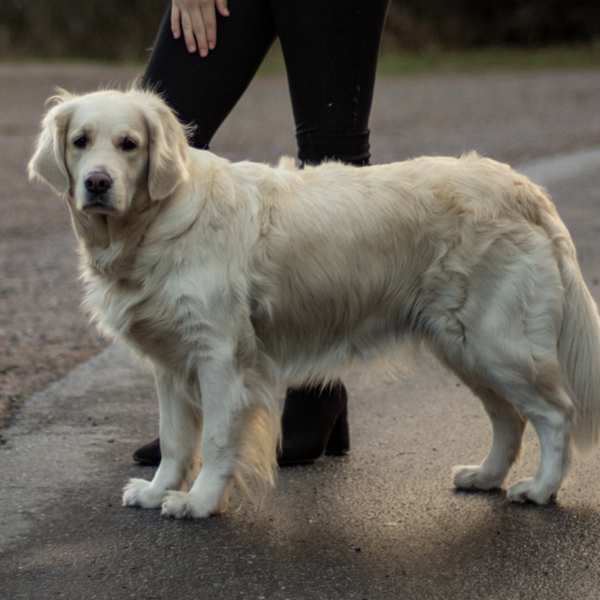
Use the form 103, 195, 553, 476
28, 91, 76, 195
138, 91, 191, 202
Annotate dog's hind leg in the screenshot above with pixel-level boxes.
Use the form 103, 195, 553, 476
504, 383, 574, 504
474, 352, 574, 504
123, 370, 201, 510
454, 245, 575, 503
454, 361, 573, 504
453, 387, 527, 491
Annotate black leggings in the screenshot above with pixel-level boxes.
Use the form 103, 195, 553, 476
143, 0, 389, 165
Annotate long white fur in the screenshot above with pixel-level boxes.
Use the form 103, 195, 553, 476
28, 88, 600, 517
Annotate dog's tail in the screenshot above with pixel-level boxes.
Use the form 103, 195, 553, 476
556, 226, 600, 453
512, 174, 600, 453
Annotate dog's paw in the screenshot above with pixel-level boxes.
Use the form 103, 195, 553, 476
506, 478, 557, 505
122, 478, 167, 509
160, 491, 220, 519
452, 465, 505, 491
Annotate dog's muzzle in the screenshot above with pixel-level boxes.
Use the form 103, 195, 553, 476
82, 170, 115, 213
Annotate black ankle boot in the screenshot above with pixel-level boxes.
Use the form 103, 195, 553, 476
133, 437, 161, 466
277, 382, 350, 466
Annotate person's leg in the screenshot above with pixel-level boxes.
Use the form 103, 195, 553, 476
274, 0, 390, 465
142, 0, 277, 149
273, 0, 389, 165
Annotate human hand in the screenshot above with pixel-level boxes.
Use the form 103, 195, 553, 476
171, 0, 230, 57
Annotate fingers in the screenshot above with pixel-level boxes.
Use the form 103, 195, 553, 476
171, 3, 183, 41
171, 0, 230, 57
184, 1, 210, 56
216, 0, 230, 18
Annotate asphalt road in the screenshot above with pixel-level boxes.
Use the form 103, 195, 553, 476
2, 63, 600, 600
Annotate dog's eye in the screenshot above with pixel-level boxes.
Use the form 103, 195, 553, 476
73, 136, 88, 149
122, 139, 137, 152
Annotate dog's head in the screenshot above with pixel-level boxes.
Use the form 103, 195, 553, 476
28, 89, 191, 215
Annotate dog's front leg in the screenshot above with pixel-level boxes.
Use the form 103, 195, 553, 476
123, 370, 201, 510
161, 357, 244, 519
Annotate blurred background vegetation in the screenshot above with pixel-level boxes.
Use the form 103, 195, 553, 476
1, 0, 599, 62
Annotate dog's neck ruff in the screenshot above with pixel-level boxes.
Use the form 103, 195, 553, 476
69, 195, 163, 281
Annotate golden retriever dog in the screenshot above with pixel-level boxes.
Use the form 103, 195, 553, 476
29, 89, 600, 518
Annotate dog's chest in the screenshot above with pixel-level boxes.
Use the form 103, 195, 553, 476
87, 271, 203, 368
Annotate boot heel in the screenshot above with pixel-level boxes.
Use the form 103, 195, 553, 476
278, 381, 351, 466
325, 405, 350, 456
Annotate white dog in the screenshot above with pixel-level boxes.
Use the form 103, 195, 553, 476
29, 88, 600, 518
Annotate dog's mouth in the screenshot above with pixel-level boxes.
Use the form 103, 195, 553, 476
81, 194, 118, 214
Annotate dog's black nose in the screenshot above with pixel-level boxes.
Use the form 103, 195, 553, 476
85, 171, 112, 194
